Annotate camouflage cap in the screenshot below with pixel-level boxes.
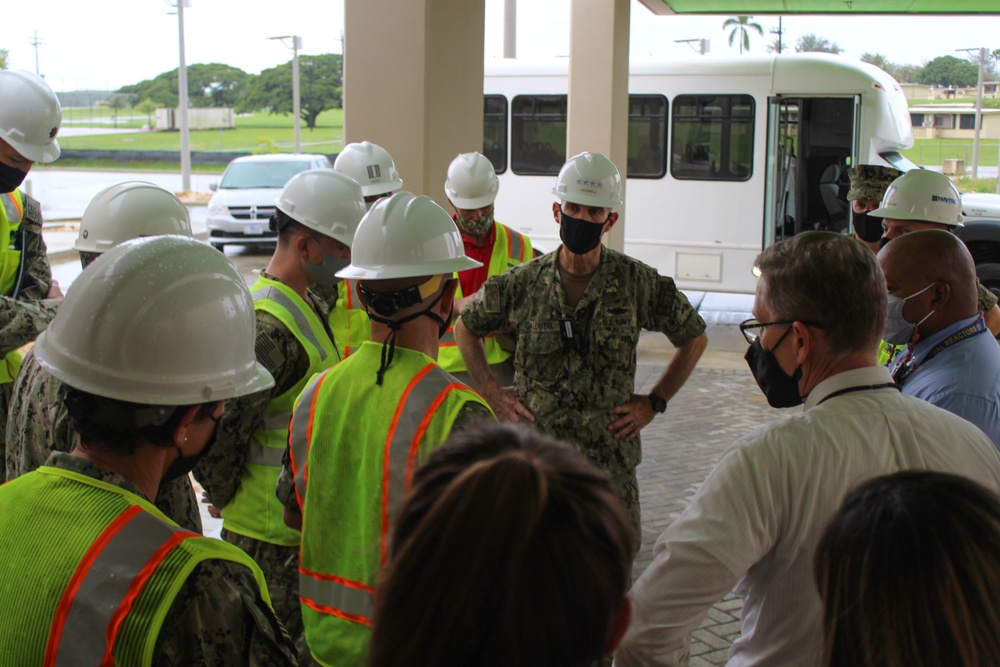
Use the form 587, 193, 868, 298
847, 165, 903, 202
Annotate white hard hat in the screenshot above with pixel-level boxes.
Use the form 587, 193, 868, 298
275, 168, 367, 246
75, 182, 192, 253
552, 152, 623, 209
869, 169, 964, 227
35, 235, 274, 405
333, 141, 403, 198
445, 152, 499, 209
336, 192, 482, 281
0, 70, 61, 163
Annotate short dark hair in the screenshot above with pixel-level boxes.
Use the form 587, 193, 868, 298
755, 231, 885, 354
63, 387, 218, 454
369, 423, 634, 667
814, 470, 1000, 667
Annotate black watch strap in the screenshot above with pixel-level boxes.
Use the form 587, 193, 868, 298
649, 392, 667, 414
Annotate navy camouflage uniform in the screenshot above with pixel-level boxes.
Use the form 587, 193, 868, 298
459, 247, 706, 540
5, 348, 203, 532
194, 273, 329, 667
0, 193, 60, 482
42, 452, 297, 666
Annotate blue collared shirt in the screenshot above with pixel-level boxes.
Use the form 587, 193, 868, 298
893, 314, 1000, 450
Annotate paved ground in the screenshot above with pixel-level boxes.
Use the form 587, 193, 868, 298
632, 360, 782, 665
43, 218, 772, 666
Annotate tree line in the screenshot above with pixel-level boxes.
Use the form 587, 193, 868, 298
724, 16, 999, 87
116, 54, 342, 130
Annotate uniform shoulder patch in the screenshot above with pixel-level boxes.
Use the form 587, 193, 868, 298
484, 282, 502, 314
22, 195, 43, 226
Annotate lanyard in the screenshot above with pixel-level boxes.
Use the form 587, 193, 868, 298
816, 382, 900, 406
892, 317, 988, 385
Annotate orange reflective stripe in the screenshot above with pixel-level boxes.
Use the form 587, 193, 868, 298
2, 192, 22, 223
100, 531, 193, 667
298, 565, 375, 626
381, 364, 433, 563
45, 505, 142, 666
290, 370, 330, 510
48, 505, 198, 667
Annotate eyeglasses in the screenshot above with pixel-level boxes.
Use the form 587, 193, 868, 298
739, 318, 825, 345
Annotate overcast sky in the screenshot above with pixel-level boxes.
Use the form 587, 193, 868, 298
3, 0, 1000, 92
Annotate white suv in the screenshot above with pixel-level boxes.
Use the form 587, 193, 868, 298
207, 153, 332, 250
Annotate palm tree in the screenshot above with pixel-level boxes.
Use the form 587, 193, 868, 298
723, 16, 764, 55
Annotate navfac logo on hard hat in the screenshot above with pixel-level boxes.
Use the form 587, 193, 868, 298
931, 194, 957, 205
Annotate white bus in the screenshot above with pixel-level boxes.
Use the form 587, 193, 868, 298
479, 53, 915, 294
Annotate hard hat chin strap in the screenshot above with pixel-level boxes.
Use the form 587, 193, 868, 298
366, 288, 448, 386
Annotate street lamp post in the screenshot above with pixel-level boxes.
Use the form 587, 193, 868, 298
270, 35, 303, 153
166, 0, 192, 193
957, 47, 985, 179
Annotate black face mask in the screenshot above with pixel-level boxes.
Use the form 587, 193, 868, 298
163, 414, 220, 482
852, 208, 884, 244
0, 162, 28, 194
559, 212, 606, 255
744, 328, 803, 408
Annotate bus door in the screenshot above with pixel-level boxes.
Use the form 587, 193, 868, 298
764, 96, 860, 247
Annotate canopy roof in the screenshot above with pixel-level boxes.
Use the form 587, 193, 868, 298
638, 0, 998, 14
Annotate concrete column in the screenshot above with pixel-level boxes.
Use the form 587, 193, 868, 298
343, 0, 484, 207
567, 0, 630, 250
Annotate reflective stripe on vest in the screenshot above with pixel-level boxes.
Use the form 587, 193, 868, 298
0, 191, 25, 384
292, 362, 466, 624
1, 191, 23, 226
220, 277, 337, 545
48, 504, 198, 667
328, 279, 370, 359
438, 224, 529, 369
298, 570, 376, 626
251, 285, 333, 365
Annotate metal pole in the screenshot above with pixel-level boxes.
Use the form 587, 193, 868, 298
503, 0, 516, 59
177, 0, 191, 193
293, 36, 301, 153
973, 47, 985, 178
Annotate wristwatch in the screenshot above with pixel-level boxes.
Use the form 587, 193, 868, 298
648, 392, 668, 414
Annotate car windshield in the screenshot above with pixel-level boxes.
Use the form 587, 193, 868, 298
219, 160, 313, 189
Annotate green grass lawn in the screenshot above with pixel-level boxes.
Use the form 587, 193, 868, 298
57, 108, 344, 154
900, 138, 1000, 168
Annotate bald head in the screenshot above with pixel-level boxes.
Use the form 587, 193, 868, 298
878, 229, 978, 320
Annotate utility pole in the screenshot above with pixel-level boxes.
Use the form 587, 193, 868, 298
176, 0, 191, 193
770, 17, 783, 54
503, 0, 516, 59
957, 46, 985, 179
29, 30, 44, 75
270, 36, 303, 153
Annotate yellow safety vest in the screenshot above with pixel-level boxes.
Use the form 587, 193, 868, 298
0, 465, 270, 666
438, 222, 532, 373
0, 190, 26, 383
288, 343, 492, 666
328, 279, 370, 359
221, 275, 339, 546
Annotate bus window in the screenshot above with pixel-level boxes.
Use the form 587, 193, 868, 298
511, 95, 567, 175
484, 95, 508, 174
628, 94, 668, 179
671, 94, 755, 182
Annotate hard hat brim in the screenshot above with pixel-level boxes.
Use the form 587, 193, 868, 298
869, 206, 964, 226
8, 137, 60, 164
336, 256, 483, 281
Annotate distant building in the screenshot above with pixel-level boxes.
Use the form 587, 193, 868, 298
155, 107, 236, 131
909, 104, 1000, 140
